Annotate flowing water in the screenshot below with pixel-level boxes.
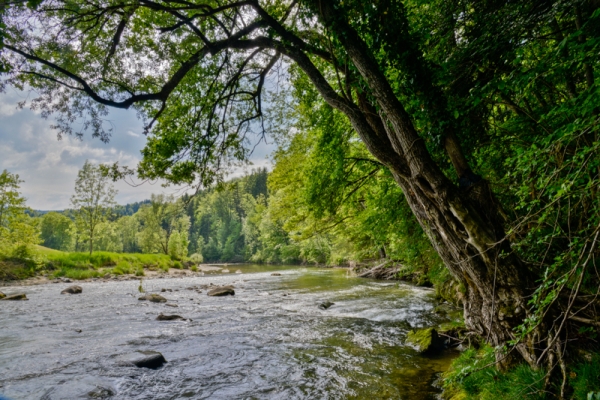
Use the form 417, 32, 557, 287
0, 265, 457, 399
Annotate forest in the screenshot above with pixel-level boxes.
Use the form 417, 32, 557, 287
1, 0, 600, 398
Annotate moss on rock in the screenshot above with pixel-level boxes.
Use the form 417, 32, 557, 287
406, 327, 445, 354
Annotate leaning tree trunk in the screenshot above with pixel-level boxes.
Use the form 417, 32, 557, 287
303, 0, 540, 368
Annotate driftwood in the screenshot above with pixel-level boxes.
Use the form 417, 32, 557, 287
356, 261, 401, 280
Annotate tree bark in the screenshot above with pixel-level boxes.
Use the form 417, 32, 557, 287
306, 0, 538, 368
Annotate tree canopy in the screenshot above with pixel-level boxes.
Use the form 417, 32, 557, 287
2, 0, 600, 389
71, 160, 117, 254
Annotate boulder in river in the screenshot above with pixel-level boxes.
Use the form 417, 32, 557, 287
406, 328, 445, 354
271, 273, 282, 276
207, 286, 235, 297
116, 350, 167, 369
156, 313, 185, 321
0, 291, 5, 299
318, 301, 335, 310
61, 285, 83, 295
138, 294, 168, 303
1, 293, 28, 301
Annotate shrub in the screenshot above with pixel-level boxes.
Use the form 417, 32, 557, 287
189, 253, 203, 263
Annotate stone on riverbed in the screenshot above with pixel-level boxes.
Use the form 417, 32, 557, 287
116, 350, 167, 369
207, 286, 235, 296
138, 294, 168, 303
271, 273, 281, 276
1, 293, 28, 301
406, 328, 445, 354
0, 292, 5, 299
318, 301, 334, 310
61, 285, 83, 295
156, 313, 185, 321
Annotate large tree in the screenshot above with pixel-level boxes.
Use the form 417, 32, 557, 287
136, 194, 190, 256
71, 161, 117, 254
40, 211, 74, 251
2, 0, 599, 378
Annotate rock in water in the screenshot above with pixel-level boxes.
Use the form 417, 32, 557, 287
138, 294, 168, 303
0, 292, 5, 299
207, 286, 235, 297
156, 313, 185, 321
1, 293, 28, 301
61, 285, 83, 295
406, 328, 445, 354
271, 273, 281, 276
318, 301, 334, 310
117, 350, 167, 369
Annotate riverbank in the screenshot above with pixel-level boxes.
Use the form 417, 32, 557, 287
0, 262, 315, 287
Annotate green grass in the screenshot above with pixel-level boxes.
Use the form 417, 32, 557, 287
0, 246, 175, 280
571, 353, 600, 399
2, 245, 178, 281
59, 268, 103, 280
111, 260, 133, 275
443, 345, 547, 400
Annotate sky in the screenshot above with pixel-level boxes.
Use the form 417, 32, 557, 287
0, 87, 275, 210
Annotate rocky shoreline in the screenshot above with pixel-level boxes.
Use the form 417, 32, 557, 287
0, 264, 249, 288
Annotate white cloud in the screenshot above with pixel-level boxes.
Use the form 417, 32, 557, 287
0, 89, 274, 210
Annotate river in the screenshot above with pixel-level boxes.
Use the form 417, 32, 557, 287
0, 265, 457, 399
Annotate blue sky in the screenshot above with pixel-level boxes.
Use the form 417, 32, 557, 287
0, 87, 274, 210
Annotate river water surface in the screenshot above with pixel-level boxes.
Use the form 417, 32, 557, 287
0, 265, 456, 399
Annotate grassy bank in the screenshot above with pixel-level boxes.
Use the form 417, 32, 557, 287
442, 345, 600, 399
0, 245, 183, 281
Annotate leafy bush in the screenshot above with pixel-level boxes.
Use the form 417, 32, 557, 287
189, 253, 203, 263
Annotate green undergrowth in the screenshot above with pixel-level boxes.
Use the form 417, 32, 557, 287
442, 346, 547, 400
443, 345, 600, 400
0, 245, 46, 280
571, 354, 600, 399
46, 251, 173, 278
1, 245, 178, 281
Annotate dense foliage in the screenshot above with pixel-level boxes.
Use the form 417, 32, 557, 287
2, 0, 600, 396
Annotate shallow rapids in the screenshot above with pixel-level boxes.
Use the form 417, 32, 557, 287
0, 266, 456, 399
